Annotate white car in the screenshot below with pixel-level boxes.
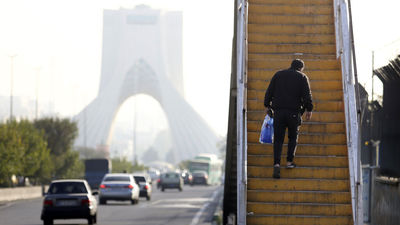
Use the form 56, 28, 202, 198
41, 179, 98, 225
98, 173, 140, 205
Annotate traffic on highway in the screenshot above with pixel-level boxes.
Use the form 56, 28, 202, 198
0, 179, 223, 225
1, 149, 224, 225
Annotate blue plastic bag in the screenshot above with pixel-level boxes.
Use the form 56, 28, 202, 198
259, 114, 274, 144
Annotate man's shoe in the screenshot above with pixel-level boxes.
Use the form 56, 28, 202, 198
273, 166, 280, 179
287, 162, 296, 169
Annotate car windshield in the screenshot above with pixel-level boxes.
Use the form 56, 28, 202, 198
104, 176, 130, 182
48, 182, 88, 194
164, 173, 179, 178
193, 172, 205, 176
134, 176, 146, 183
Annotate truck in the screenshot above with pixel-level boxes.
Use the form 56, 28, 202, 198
84, 158, 111, 190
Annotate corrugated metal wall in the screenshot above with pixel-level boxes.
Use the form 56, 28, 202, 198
374, 55, 400, 177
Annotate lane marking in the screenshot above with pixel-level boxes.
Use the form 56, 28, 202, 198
153, 204, 199, 208
158, 198, 212, 202
189, 187, 221, 225
140, 198, 211, 209
139, 199, 162, 208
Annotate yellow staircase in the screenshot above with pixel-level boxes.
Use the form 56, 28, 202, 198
246, 0, 353, 224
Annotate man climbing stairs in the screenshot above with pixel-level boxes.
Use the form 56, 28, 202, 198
246, 0, 353, 224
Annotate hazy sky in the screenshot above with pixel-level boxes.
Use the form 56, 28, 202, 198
0, 0, 399, 138
351, 0, 400, 100
0, 0, 234, 138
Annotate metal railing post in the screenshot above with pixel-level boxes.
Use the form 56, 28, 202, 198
335, 0, 363, 224
236, 0, 248, 224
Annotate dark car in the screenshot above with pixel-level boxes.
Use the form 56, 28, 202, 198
159, 172, 183, 192
181, 171, 193, 185
41, 179, 98, 225
133, 174, 152, 201
192, 171, 208, 185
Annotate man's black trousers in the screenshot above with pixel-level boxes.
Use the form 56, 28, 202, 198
273, 109, 301, 165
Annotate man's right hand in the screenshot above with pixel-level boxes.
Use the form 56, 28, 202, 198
305, 111, 312, 120
265, 107, 274, 118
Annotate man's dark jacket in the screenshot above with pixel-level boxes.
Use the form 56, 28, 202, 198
264, 68, 313, 113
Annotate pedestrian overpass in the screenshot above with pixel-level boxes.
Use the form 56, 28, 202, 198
224, 0, 362, 224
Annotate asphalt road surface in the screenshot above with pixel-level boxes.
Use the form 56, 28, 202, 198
0, 185, 223, 225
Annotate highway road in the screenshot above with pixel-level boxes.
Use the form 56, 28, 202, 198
0, 185, 223, 225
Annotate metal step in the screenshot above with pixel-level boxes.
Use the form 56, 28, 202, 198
247, 178, 350, 192
247, 189, 351, 204
247, 155, 348, 167
247, 99, 344, 112
247, 214, 353, 225
247, 202, 352, 216
248, 143, 348, 156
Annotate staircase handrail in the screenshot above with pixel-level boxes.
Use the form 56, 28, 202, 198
334, 0, 363, 224
236, 0, 248, 224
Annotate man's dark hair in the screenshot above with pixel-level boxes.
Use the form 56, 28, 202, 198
290, 59, 304, 71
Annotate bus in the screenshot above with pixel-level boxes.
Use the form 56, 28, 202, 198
188, 154, 223, 185
84, 158, 111, 190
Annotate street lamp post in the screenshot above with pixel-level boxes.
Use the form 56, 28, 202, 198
9, 54, 17, 121
34, 67, 41, 120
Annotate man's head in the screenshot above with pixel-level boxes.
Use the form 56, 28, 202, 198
290, 59, 304, 71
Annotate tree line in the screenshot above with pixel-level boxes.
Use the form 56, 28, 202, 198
0, 117, 149, 187
0, 118, 82, 187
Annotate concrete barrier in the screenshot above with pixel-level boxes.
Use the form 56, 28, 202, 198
0, 186, 45, 202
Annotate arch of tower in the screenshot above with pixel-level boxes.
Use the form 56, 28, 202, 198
73, 6, 218, 163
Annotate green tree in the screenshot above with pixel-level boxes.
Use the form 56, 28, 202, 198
178, 160, 190, 170
17, 120, 52, 183
111, 157, 148, 173
132, 163, 148, 173
0, 120, 51, 186
33, 151, 53, 184
112, 157, 133, 173
58, 151, 84, 179
34, 118, 78, 156
0, 122, 24, 186
17, 120, 50, 178
34, 118, 83, 179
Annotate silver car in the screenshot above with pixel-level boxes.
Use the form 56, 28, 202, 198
98, 173, 140, 205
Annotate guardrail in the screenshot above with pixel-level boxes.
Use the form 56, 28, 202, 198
0, 186, 46, 202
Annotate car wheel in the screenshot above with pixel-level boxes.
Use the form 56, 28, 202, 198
43, 219, 53, 225
88, 216, 94, 225
99, 198, 106, 205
